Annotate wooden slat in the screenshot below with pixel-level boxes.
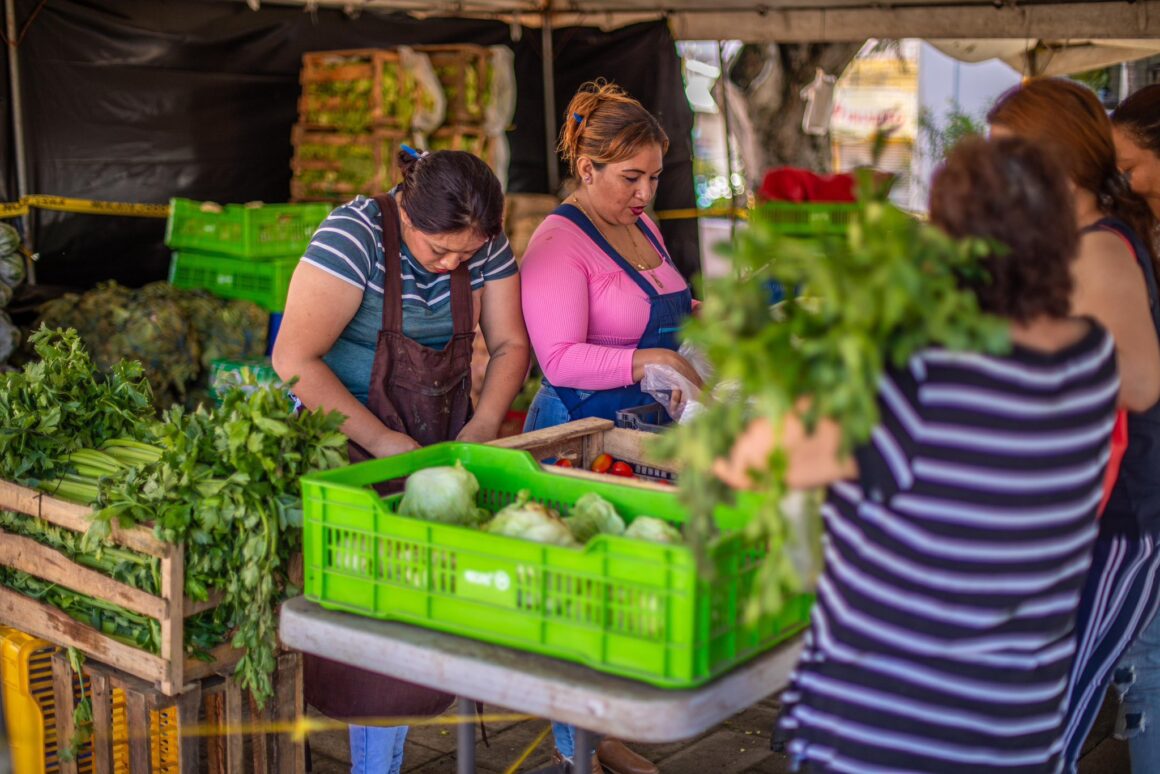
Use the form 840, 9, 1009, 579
0, 586, 168, 687
0, 527, 166, 618
125, 689, 152, 774
185, 590, 225, 616
185, 642, 245, 681
488, 418, 612, 450
273, 652, 306, 774
89, 670, 115, 774
542, 464, 675, 492
602, 428, 678, 473
178, 682, 203, 773
159, 547, 184, 695
224, 679, 246, 774
249, 692, 270, 773
50, 652, 80, 774
0, 479, 168, 556
204, 692, 226, 774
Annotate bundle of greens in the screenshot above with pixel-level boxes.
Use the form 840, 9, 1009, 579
0, 327, 156, 484
86, 377, 347, 705
653, 177, 1010, 617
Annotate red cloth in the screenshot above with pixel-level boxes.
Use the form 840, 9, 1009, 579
757, 168, 858, 204
1098, 409, 1129, 518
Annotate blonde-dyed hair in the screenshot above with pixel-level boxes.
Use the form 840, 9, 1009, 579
558, 80, 669, 177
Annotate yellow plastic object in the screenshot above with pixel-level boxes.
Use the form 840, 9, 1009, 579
0, 627, 180, 773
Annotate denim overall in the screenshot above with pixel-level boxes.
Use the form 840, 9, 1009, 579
533, 203, 692, 428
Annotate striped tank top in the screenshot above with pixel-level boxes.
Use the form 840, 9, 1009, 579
781, 323, 1119, 773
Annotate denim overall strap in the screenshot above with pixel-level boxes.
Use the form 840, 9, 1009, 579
545, 205, 693, 422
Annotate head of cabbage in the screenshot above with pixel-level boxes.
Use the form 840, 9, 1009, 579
397, 461, 489, 526
486, 490, 577, 547
565, 492, 625, 543
624, 516, 683, 544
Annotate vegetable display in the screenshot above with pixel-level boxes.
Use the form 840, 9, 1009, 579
652, 177, 1010, 617
0, 328, 347, 707
0, 222, 26, 368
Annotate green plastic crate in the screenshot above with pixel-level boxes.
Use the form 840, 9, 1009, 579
165, 198, 331, 259
301, 444, 812, 688
169, 251, 296, 312
762, 202, 856, 237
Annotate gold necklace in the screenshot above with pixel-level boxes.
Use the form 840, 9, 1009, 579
570, 197, 665, 289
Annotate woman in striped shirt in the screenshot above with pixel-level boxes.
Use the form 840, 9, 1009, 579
716, 136, 1120, 773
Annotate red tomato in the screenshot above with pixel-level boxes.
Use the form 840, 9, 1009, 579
610, 461, 635, 477
591, 454, 614, 474
554, 458, 574, 468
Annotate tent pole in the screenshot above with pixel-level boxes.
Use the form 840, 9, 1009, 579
718, 41, 737, 239
5, 0, 34, 282
541, 13, 559, 195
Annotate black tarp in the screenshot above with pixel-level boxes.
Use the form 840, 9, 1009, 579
7, 0, 699, 288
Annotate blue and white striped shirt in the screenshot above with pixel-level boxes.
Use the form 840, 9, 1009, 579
301, 195, 516, 404
781, 323, 1120, 774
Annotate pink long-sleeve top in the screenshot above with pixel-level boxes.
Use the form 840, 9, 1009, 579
520, 212, 691, 390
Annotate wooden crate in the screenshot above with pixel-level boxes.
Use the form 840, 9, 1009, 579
49, 650, 304, 774
416, 44, 491, 125
297, 49, 409, 131
489, 417, 678, 482
0, 480, 240, 697
289, 126, 405, 204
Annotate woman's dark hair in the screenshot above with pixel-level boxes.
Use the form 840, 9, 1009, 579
1113, 83, 1160, 156
930, 136, 1077, 323
987, 77, 1156, 265
396, 149, 503, 238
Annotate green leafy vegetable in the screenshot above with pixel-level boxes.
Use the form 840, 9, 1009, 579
623, 516, 683, 545
485, 491, 577, 547
398, 461, 489, 526
565, 492, 625, 543
653, 176, 1010, 618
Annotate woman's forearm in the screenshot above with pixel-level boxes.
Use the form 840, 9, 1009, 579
473, 339, 531, 431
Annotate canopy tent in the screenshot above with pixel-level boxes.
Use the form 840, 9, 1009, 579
254, 0, 1160, 42
929, 38, 1160, 76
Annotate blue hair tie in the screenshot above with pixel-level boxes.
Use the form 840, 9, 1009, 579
573, 112, 584, 124
401, 143, 425, 160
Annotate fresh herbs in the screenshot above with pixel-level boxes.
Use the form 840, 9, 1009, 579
654, 181, 1010, 617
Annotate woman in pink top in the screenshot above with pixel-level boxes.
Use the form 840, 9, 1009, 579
522, 81, 702, 436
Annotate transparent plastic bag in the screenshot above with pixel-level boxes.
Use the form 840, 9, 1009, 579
399, 47, 447, 133
640, 342, 713, 422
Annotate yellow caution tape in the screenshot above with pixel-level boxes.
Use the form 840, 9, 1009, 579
654, 206, 748, 222
23, 195, 170, 218
504, 724, 552, 774
115, 711, 535, 742
0, 200, 29, 219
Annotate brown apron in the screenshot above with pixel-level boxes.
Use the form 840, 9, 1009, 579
304, 193, 475, 721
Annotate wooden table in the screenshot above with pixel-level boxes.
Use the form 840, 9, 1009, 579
280, 597, 802, 773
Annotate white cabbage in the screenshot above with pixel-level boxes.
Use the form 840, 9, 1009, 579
486, 490, 578, 547
398, 461, 489, 526
624, 516, 683, 545
565, 492, 626, 543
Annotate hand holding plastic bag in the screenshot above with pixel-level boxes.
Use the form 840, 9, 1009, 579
641, 342, 713, 422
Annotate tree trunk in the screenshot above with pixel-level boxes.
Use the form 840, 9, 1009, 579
726, 43, 863, 179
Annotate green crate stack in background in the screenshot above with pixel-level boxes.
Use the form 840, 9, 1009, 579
165, 198, 330, 312
301, 443, 812, 688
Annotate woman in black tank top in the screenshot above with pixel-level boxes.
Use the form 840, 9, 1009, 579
1105, 83, 1160, 774
990, 77, 1160, 773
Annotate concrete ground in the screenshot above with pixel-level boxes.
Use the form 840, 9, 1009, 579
304, 691, 1129, 773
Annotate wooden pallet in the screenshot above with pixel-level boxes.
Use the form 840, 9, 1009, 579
416, 44, 491, 125
297, 48, 409, 131
49, 650, 304, 774
289, 125, 405, 203
489, 417, 678, 483
0, 480, 240, 696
